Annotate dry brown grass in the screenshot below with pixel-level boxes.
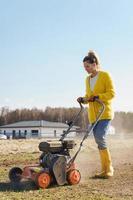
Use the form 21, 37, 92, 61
0, 134, 133, 200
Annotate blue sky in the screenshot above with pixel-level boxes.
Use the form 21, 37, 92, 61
0, 0, 133, 111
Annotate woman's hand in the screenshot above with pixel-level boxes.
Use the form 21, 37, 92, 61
77, 97, 84, 103
77, 96, 99, 103
88, 95, 99, 102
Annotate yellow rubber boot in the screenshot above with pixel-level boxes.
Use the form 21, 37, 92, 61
103, 148, 114, 178
95, 149, 106, 178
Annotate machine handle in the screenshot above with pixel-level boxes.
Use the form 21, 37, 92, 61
60, 98, 105, 142
67, 98, 105, 167
59, 102, 84, 141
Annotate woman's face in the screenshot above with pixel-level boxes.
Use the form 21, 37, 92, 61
83, 61, 97, 74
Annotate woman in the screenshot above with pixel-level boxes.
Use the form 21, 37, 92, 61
77, 50, 115, 178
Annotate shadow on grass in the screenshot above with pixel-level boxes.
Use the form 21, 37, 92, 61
0, 181, 62, 192
0, 181, 37, 192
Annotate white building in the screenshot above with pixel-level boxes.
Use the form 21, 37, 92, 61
0, 120, 77, 139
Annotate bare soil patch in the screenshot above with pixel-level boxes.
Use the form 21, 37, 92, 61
0, 134, 133, 200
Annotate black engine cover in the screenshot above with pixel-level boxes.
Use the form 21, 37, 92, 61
39, 140, 76, 153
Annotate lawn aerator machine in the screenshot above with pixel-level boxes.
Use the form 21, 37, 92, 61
9, 99, 105, 189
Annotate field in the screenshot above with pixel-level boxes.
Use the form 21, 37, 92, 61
0, 133, 133, 200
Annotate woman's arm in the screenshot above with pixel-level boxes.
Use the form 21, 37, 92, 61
94, 72, 115, 101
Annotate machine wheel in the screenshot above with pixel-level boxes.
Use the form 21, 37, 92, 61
67, 169, 81, 185
9, 167, 23, 182
36, 172, 51, 189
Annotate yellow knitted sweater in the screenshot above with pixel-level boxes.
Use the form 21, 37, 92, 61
84, 71, 115, 123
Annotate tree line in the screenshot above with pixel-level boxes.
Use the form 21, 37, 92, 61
0, 107, 132, 133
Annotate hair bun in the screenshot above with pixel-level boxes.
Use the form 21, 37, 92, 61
88, 50, 96, 56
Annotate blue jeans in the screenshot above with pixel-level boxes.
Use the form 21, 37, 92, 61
92, 119, 111, 150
